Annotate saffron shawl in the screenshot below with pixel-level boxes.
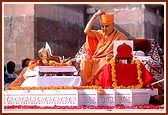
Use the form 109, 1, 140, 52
80, 29, 127, 86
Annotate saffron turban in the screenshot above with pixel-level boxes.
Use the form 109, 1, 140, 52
100, 13, 114, 24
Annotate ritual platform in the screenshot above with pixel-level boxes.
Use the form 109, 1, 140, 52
4, 88, 158, 107
3, 63, 160, 108
3, 42, 164, 110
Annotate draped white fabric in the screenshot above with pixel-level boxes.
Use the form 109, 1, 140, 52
20, 76, 81, 87
38, 66, 78, 75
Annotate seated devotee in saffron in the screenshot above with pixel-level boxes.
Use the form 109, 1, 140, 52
80, 10, 127, 86
15, 58, 31, 75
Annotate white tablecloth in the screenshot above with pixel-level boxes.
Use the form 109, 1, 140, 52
38, 66, 78, 75
20, 76, 81, 87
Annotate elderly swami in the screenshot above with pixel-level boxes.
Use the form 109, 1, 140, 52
80, 10, 127, 86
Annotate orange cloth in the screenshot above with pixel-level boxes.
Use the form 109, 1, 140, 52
100, 13, 114, 24
80, 29, 127, 86
6, 67, 28, 88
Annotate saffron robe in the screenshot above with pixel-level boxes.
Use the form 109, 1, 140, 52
80, 29, 127, 86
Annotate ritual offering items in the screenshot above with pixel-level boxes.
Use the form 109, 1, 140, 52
28, 58, 72, 69
19, 42, 74, 78
28, 43, 72, 70
38, 44, 72, 66
48, 60, 72, 66
47, 56, 61, 63
28, 60, 39, 70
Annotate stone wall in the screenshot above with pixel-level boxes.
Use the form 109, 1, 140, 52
86, 4, 164, 40
34, 4, 86, 59
4, 4, 86, 70
4, 4, 35, 69
3, 3, 164, 70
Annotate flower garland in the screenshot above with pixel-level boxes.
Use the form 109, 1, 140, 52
4, 104, 164, 110
110, 58, 143, 89
5, 85, 105, 94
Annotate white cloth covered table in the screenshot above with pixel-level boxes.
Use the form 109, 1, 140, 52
38, 66, 78, 75
20, 76, 81, 87
23, 66, 78, 78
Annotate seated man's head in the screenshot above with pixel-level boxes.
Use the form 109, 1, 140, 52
38, 48, 48, 60
21, 58, 31, 68
6, 61, 15, 74
100, 13, 114, 36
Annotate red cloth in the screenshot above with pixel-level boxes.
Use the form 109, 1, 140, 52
100, 63, 154, 88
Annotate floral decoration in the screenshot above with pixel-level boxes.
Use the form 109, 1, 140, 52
110, 58, 143, 89
5, 85, 105, 94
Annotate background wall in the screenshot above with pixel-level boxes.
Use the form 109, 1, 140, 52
3, 3, 164, 70
4, 4, 35, 69
34, 4, 86, 59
